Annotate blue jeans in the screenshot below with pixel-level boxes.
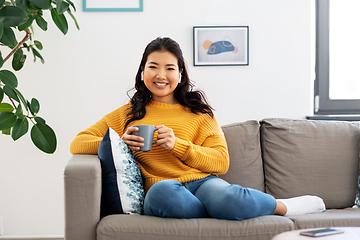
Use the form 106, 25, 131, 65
144, 175, 277, 220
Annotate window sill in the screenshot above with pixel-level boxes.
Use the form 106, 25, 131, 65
306, 115, 360, 121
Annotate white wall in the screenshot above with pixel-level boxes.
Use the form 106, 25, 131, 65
0, 0, 313, 236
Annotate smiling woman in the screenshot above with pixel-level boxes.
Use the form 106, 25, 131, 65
142, 51, 182, 104
70, 37, 326, 221
124, 37, 214, 131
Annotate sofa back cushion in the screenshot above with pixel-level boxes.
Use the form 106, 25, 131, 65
221, 121, 265, 192
261, 118, 360, 209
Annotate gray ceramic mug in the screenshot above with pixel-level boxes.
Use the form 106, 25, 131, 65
131, 125, 159, 152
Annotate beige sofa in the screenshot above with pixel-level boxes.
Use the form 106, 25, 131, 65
64, 118, 360, 240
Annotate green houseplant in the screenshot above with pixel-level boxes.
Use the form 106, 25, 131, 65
0, 0, 78, 153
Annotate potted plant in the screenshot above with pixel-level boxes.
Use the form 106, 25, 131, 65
0, 0, 79, 153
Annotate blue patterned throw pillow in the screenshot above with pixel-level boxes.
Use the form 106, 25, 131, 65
98, 128, 144, 218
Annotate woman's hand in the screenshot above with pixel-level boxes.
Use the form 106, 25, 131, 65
121, 126, 144, 151
156, 124, 176, 151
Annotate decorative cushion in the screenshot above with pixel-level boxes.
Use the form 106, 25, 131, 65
98, 128, 144, 218
261, 118, 360, 209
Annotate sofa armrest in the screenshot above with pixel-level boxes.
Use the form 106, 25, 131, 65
64, 154, 101, 240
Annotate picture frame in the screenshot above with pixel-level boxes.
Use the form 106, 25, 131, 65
83, 0, 143, 12
193, 26, 249, 66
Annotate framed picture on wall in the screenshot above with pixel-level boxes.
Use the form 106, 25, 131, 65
83, 0, 143, 12
193, 26, 249, 66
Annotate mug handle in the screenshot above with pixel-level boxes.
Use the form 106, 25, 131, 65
153, 128, 159, 144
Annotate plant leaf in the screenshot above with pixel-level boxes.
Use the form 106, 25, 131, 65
18, 14, 34, 31
31, 47, 44, 63
0, 111, 17, 130
11, 117, 28, 140
56, 0, 63, 8
12, 48, 27, 71
0, 21, 4, 40
65, 0, 76, 12
15, 0, 30, 10
66, 9, 79, 30
51, 8, 68, 35
0, 87, 4, 102
30, 24, 34, 36
0, 6, 28, 27
15, 103, 24, 119
34, 116, 45, 125
28, 0, 51, 9
0, 26, 17, 48
3, 86, 19, 102
57, 0, 69, 15
13, 88, 29, 111
0, 70, 18, 88
0, 50, 3, 68
34, 40, 43, 50
23, 42, 30, 52
31, 123, 57, 154
26, 99, 32, 113
2, 128, 11, 135
30, 98, 40, 114
0, 0, 5, 7
0, 102, 14, 112
35, 14, 47, 31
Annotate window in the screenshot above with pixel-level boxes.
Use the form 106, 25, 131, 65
314, 0, 360, 115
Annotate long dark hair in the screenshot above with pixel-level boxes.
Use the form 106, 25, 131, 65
125, 37, 214, 129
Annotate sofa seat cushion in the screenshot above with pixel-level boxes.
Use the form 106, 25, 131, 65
97, 215, 295, 240
221, 120, 264, 191
261, 118, 360, 209
288, 208, 360, 229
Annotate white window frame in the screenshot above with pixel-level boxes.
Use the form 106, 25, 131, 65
315, 0, 360, 115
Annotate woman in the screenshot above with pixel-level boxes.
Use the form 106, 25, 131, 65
70, 37, 325, 220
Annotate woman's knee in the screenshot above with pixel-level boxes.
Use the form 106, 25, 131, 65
144, 180, 181, 215
197, 181, 276, 220
144, 179, 208, 218
146, 179, 181, 198
203, 185, 256, 220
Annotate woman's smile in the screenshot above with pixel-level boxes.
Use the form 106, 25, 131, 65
143, 51, 182, 104
154, 82, 168, 88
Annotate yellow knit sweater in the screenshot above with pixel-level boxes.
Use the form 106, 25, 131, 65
70, 100, 229, 192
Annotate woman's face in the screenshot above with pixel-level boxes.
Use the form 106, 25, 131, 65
143, 50, 182, 104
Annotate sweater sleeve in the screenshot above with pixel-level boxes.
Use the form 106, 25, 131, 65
69, 104, 130, 155
69, 117, 109, 155
171, 116, 230, 175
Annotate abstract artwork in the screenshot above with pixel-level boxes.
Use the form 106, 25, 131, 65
193, 26, 249, 66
